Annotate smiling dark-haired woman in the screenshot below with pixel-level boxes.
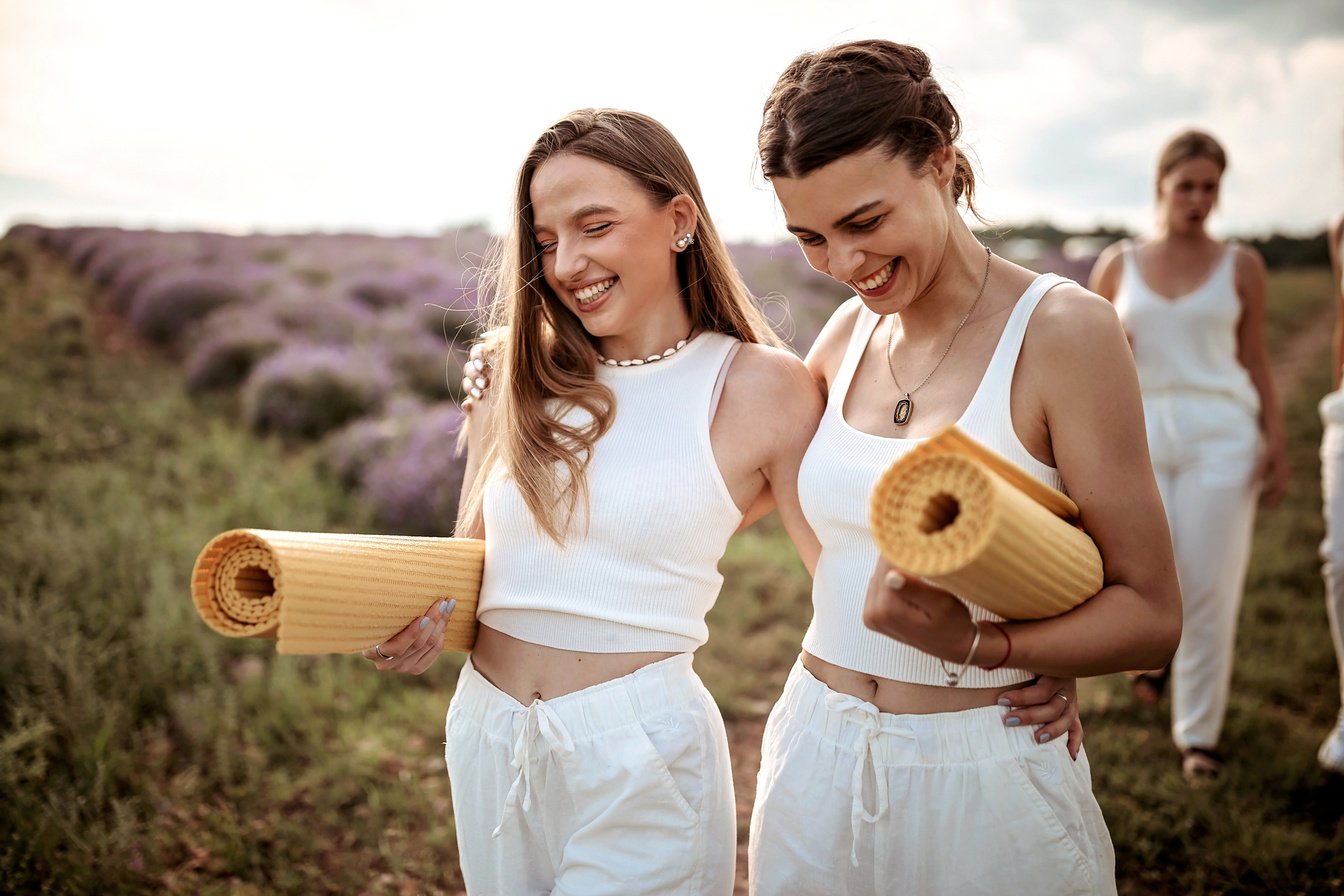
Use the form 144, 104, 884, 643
748, 39, 1182, 895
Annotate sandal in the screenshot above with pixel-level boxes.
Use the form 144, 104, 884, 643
1181, 746, 1224, 785
1129, 667, 1169, 705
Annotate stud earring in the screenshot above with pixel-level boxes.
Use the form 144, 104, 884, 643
675, 233, 695, 250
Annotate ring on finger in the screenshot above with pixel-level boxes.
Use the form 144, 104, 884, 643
374, 644, 395, 661
1051, 691, 1070, 705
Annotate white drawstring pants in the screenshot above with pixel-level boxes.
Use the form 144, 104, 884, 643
1318, 391, 1344, 712
445, 653, 735, 895
748, 659, 1115, 896
1144, 390, 1262, 750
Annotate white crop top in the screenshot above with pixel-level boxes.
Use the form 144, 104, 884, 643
1113, 240, 1259, 414
798, 274, 1069, 686
477, 331, 745, 653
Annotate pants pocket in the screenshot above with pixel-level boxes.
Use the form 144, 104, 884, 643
1001, 750, 1102, 894
634, 711, 708, 823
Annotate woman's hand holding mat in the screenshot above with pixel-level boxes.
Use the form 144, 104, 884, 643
868, 424, 1104, 621
190, 529, 485, 655
362, 597, 459, 675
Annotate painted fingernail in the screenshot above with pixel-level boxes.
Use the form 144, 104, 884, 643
1004, 716, 1021, 727
1038, 732, 1052, 743
446, 598, 457, 613
439, 600, 450, 613
997, 697, 1012, 707
473, 357, 485, 371
884, 570, 906, 590
419, 617, 430, 629
470, 387, 482, 399
474, 377, 485, 389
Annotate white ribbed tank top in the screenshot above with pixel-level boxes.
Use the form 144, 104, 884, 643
478, 331, 744, 653
1113, 240, 1259, 414
798, 275, 1068, 686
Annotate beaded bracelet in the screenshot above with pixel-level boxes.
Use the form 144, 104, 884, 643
978, 620, 1013, 671
940, 621, 982, 687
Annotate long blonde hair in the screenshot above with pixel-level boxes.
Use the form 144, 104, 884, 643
457, 108, 784, 543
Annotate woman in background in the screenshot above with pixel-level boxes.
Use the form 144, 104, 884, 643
1316, 206, 1344, 774
1089, 129, 1288, 784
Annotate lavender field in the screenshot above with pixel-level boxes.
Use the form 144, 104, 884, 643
10, 222, 862, 537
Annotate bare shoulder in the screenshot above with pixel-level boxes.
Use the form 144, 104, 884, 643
1091, 239, 1128, 273
724, 342, 824, 419
1230, 242, 1268, 300
1086, 240, 1128, 297
1233, 241, 1268, 276
804, 295, 865, 382
1022, 281, 1130, 377
1032, 281, 1125, 342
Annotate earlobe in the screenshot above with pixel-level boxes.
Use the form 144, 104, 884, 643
669, 194, 699, 249
933, 144, 957, 188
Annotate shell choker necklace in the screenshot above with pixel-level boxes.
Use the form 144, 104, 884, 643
597, 328, 695, 367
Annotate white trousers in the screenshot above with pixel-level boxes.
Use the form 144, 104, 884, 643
444, 653, 735, 896
748, 659, 1116, 896
1144, 391, 1262, 750
1319, 390, 1344, 711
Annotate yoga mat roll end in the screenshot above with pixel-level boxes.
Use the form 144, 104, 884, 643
868, 427, 1103, 620
190, 529, 486, 655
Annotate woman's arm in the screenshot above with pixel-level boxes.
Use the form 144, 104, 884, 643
1085, 241, 1125, 302
863, 286, 1182, 678
361, 363, 495, 673
1233, 244, 1289, 506
714, 344, 824, 574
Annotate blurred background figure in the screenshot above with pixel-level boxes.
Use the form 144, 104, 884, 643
1317, 204, 1344, 774
1089, 129, 1288, 784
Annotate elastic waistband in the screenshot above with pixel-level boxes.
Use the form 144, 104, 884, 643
454, 653, 703, 744
779, 658, 1049, 765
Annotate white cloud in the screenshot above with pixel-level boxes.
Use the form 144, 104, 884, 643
1, 0, 1341, 241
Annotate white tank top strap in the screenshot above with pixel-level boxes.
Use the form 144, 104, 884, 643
1119, 238, 1138, 281
828, 299, 883, 406
707, 339, 742, 427
963, 273, 1070, 419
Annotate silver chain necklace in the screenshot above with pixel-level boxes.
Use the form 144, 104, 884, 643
886, 245, 992, 427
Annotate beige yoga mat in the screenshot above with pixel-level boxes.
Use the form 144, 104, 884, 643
191, 529, 485, 654
869, 425, 1103, 620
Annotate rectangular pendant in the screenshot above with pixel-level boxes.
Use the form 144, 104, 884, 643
893, 397, 913, 426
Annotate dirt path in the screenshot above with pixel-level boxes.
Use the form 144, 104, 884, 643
1270, 303, 1336, 401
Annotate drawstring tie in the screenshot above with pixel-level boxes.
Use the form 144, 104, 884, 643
824, 691, 914, 865
492, 699, 575, 838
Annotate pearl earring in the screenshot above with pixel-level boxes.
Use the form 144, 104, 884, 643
675, 233, 695, 250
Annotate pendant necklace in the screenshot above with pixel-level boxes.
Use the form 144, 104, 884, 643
886, 244, 992, 427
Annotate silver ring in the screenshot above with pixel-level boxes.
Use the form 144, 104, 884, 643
1051, 691, 1070, 705
374, 644, 395, 661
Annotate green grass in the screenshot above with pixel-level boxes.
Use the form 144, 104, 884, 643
0, 240, 466, 895
2, 233, 1342, 895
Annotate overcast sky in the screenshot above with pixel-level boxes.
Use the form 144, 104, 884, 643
2, 0, 1342, 244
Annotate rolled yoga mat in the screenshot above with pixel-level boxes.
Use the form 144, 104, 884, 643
869, 425, 1103, 620
191, 529, 485, 654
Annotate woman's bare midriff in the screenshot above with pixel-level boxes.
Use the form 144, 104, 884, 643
802, 651, 1031, 714
470, 624, 680, 704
